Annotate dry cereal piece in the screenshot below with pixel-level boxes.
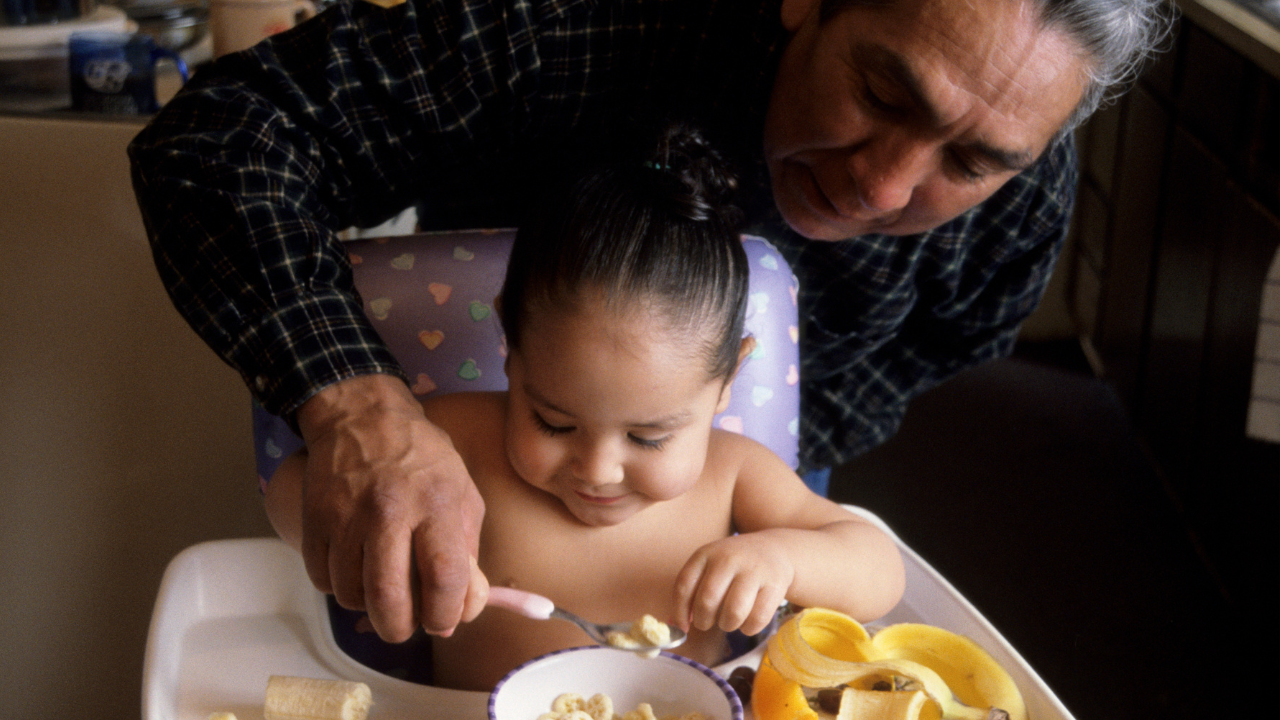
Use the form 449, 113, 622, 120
583, 693, 614, 720
607, 615, 671, 650
552, 693, 586, 714
635, 615, 671, 647
624, 702, 658, 720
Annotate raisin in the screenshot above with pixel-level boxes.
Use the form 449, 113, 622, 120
727, 666, 756, 703
816, 688, 844, 714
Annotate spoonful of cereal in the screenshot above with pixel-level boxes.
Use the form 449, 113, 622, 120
486, 587, 687, 656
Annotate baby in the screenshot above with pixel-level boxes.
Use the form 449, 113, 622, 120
265, 120, 905, 690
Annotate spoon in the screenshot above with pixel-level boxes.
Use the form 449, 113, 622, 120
486, 586, 688, 652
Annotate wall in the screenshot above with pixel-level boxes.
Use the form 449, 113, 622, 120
1065, 11, 1280, 620
0, 115, 272, 720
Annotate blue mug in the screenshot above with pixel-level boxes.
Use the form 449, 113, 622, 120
68, 31, 189, 114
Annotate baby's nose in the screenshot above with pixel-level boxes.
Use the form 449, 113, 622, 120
573, 439, 625, 487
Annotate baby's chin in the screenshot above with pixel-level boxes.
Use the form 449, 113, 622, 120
562, 491, 650, 527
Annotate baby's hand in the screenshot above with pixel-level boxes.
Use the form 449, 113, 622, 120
672, 533, 792, 636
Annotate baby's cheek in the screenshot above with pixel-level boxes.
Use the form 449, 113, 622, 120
638, 455, 702, 501
507, 430, 562, 487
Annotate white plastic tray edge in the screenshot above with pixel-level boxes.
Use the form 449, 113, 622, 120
840, 506, 1075, 720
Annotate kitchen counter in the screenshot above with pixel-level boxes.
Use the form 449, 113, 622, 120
1178, 0, 1280, 79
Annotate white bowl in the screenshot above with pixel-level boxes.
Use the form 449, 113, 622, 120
489, 646, 744, 720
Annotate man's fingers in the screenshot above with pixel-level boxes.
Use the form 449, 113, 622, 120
413, 527, 473, 636
329, 534, 368, 612
300, 524, 334, 595
362, 528, 416, 643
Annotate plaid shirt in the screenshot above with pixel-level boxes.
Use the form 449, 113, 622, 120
129, 0, 1076, 471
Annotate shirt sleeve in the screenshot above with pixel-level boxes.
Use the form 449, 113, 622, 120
128, 0, 555, 420
784, 133, 1079, 470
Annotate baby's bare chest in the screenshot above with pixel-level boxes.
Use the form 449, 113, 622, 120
479, 490, 733, 623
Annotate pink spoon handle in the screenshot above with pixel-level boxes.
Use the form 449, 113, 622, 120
487, 586, 556, 620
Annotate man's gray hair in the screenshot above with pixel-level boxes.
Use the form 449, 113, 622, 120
820, 0, 1178, 135
1035, 0, 1177, 134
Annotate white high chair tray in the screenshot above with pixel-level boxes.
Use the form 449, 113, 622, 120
143, 508, 1076, 720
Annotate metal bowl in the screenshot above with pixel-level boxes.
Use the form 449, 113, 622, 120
126, 0, 207, 52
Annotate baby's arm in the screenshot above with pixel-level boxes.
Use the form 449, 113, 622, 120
672, 437, 905, 635
263, 451, 307, 553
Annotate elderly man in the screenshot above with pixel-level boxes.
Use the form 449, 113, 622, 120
130, 0, 1171, 643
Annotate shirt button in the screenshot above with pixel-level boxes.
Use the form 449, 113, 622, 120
255, 376, 268, 392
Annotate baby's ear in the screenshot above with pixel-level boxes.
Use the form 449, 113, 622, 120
735, 336, 757, 375
715, 336, 757, 413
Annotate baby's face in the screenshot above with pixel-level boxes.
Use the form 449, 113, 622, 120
503, 299, 731, 527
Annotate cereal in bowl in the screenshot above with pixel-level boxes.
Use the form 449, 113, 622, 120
538, 692, 712, 720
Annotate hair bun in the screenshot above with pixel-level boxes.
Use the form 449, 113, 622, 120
641, 120, 740, 225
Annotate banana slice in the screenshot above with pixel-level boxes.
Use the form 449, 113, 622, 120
263, 675, 373, 720
836, 688, 928, 720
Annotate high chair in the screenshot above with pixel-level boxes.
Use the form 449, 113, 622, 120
144, 230, 1077, 720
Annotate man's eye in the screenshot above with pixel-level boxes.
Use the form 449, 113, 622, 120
533, 412, 573, 436
628, 434, 670, 450
861, 78, 902, 114
947, 151, 987, 183
864, 87, 893, 112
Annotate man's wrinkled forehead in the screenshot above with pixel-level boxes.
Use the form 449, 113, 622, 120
817, 0, 1047, 25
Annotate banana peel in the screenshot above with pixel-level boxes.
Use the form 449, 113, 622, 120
872, 624, 1026, 720
753, 609, 1026, 720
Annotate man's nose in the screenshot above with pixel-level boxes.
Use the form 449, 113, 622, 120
572, 437, 625, 487
846, 132, 931, 213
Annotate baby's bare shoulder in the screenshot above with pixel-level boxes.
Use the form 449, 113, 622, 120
421, 392, 506, 443
706, 428, 784, 466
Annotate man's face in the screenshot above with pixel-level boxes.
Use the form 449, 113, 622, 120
764, 0, 1088, 240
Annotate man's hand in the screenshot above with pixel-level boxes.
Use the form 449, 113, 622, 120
295, 374, 488, 643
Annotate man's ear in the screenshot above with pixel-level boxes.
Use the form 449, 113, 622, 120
493, 292, 504, 322
715, 336, 758, 414
780, 0, 821, 32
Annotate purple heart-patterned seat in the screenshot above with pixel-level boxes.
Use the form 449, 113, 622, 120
253, 229, 801, 487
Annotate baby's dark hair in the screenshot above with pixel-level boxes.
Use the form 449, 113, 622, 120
500, 120, 749, 380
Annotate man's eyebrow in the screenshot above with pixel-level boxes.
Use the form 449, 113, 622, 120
855, 42, 944, 125
961, 140, 1035, 173
854, 42, 1036, 173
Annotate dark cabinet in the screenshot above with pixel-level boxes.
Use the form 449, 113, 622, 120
1068, 16, 1280, 616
